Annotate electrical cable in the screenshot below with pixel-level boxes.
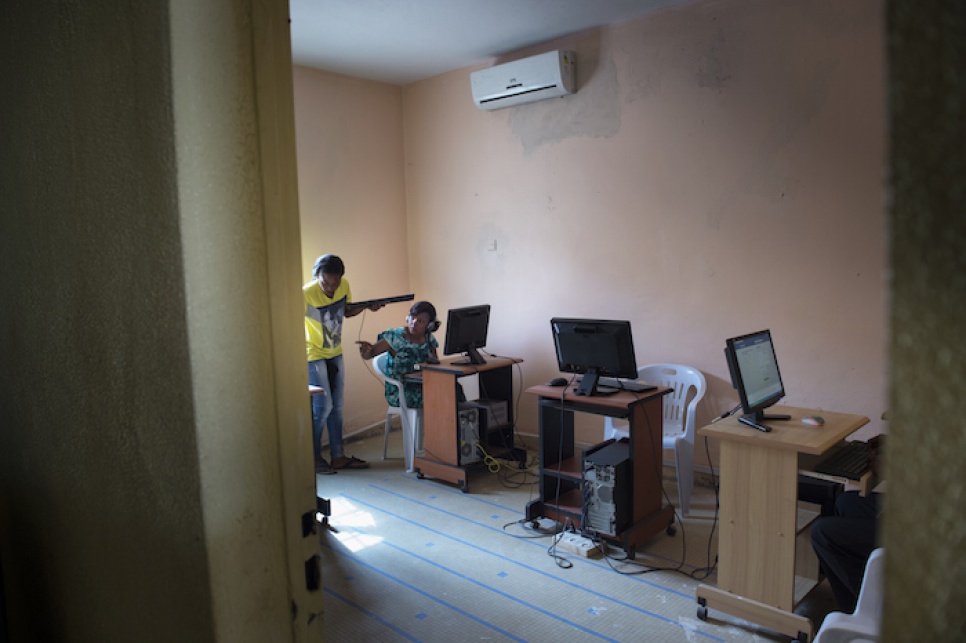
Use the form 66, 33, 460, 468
687, 436, 720, 581
710, 403, 742, 423
593, 388, 721, 580
467, 351, 536, 488
606, 401, 690, 575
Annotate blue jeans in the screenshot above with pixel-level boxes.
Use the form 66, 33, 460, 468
308, 355, 345, 463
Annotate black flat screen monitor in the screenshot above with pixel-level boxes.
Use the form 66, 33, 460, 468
444, 305, 491, 365
724, 329, 791, 425
551, 318, 638, 396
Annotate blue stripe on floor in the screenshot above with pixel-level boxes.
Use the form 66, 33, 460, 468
371, 483, 703, 597
399, 472, 709, 572
342, 491, 724, 642
323, 584, 423, 642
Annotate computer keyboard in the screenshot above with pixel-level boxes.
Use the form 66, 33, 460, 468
813, 441, 871, 480
593, 377, 657, 393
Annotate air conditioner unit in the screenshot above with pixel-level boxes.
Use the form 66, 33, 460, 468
471, 50, 575, 111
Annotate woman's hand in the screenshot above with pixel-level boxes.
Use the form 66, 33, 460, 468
356, 341, 374, 360
356, 339, 391, 360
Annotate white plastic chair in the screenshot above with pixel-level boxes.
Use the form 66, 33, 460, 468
603, 363, 707, 516
372, 352, 421, 473
813, 548, 885, 643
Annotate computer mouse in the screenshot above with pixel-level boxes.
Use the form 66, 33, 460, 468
547, 377, 568, 387
802, 416, 825, 426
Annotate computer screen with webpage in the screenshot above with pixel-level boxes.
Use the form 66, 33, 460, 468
725, 329, 790, 426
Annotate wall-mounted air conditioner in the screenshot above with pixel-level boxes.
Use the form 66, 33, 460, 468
471, 50, 575, 111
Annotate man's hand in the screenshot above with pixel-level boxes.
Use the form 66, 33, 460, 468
867, 434, 885, 478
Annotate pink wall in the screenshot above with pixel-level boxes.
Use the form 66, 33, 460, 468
295, 0, 887, 452
293, 67, 414, 431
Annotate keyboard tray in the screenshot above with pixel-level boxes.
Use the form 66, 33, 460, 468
813, 441, 870, 480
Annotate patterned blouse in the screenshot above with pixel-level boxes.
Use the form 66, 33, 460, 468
378, 327, 438, 408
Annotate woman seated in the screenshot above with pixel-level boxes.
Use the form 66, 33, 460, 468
357, 301, 440, 408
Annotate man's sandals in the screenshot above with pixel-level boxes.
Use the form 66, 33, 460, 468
331, 455, 369, 470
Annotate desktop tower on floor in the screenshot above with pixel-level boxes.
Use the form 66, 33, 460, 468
583, 439, 632, 536
457, 404, 483, 465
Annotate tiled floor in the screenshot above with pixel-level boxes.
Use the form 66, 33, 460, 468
316, 429, 838, 642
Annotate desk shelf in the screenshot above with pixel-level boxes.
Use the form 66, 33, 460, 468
543, 488, 583, 518
696, 405, 869, 642
413, 356, 523, 492
524, 384, 675, 554
548, 456, 582, 479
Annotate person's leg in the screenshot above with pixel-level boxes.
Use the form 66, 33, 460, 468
308, 359, 334, 469
324, 355, 345, 460
810, 492, 879, 612
836, 489, 881, 519
326, 355, 369, 469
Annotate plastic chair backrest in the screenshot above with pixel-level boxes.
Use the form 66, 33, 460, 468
638, 363, 707, 442
813, 548, 884, 643
855, 547, 885, 624
373, 352, 409, 411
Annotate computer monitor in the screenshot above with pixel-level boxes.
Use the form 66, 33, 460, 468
724, 329, 791, 425
551, 318, 638, 396
443, 305, 491, 365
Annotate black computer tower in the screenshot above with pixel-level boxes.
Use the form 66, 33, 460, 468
457, 404, 483, 465
583, 439, 632, 536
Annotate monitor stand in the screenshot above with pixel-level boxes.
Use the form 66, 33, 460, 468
453, 346, 486, 366
738, 409, 791, 433
574, 372, 600, 396
759, 412, 792, 421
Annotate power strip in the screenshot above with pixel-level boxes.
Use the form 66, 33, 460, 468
556, 532, 602, 558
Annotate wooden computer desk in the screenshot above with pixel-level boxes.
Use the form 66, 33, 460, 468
412, 355, 523, 492
695, 405, 869, 642
524, 382, 676, 556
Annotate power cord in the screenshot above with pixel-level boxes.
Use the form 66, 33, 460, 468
547, 517, 579, 569
688, 436, 719, 581
472, 441, 501, 473
501, 517, 563, 539
585, 392, 689, 575
710, 403, 742, 424
590, 390, 722, 581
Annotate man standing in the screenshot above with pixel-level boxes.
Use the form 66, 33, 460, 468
304, 254, 378, 474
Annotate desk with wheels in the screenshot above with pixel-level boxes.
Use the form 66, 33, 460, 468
412, 356, 523, 492
524, 383, 676, 556
694, 405, 869, 642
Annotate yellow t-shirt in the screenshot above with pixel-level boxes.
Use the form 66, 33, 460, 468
304, 277, 352, 361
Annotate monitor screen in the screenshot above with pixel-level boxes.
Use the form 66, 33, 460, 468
724, 329, 790, 424
443, 305, 491, 365
551, 318, 638, 396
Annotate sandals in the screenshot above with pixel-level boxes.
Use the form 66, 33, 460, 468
331, 455, 369, 470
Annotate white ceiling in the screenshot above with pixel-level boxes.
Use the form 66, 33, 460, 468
289, 0, 690, 85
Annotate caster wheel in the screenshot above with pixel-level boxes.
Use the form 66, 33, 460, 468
667, 524, 676, 536
458, 480, 469, 493
416, 472, 425, 479
697, 605, 708, 620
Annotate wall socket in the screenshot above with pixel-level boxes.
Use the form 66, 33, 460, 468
556, 532, 602, 558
